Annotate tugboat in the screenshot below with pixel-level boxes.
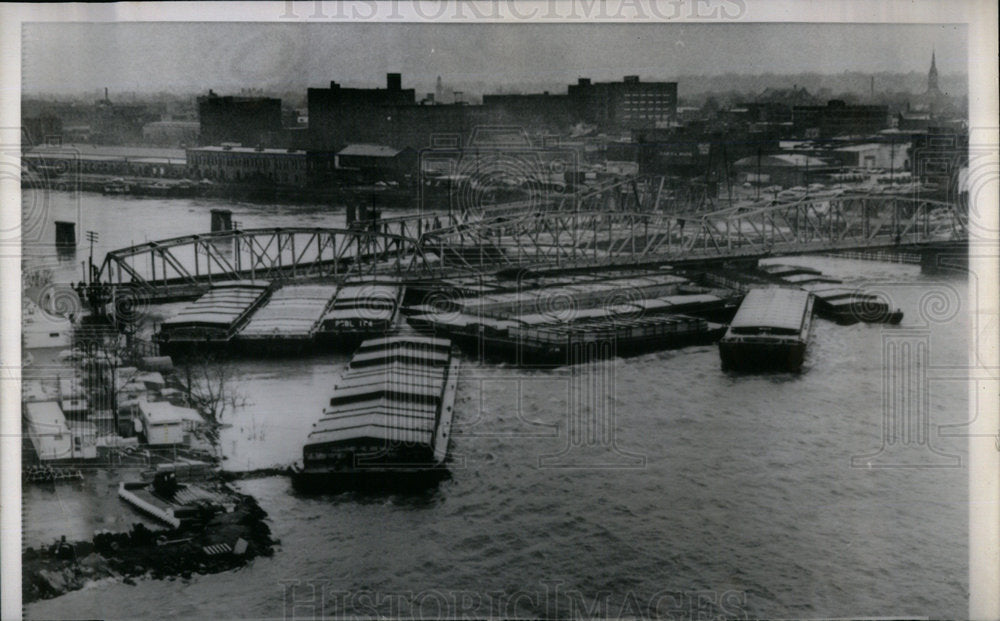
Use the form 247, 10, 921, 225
291, 335, 460, 492
719, 287, 815, 372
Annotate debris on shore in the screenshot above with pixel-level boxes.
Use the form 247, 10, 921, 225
22, 478, 275, 604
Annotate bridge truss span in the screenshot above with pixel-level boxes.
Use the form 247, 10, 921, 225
418, 193, 968, 270
97, 226, 441, 299
96, 192, 966, 302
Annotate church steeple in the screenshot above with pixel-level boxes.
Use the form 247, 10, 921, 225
927, 49, 939, 93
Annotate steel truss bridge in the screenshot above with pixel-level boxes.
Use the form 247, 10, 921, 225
424, 192, 968, 271
96, 189, 967, 303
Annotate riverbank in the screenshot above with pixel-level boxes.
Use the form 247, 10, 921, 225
23, 473, 276, 605
26, 173, 418, 207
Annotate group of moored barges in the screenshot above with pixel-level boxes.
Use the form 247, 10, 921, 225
405, 272, 738, 365
236, 284, 339, 354
408, 306, 726, 365
156, 281, 403, 356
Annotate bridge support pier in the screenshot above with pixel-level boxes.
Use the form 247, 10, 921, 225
919, 242, 968, 274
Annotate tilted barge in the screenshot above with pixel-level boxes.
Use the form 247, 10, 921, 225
756, 263, 902, 325
291, 335, 459, 492
719, 287, 815, 372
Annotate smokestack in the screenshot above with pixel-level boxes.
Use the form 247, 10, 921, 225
870, 76, 875, 101
387, 73, 401, 91
104, 87, 109, 102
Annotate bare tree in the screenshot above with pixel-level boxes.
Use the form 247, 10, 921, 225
179, 354, 250, 441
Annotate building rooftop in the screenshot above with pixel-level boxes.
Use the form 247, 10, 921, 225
736, 154, 830, 168
188, 146, 304, 155
26, 143, 186, 160
24, 400, 69, 431
337, 144, 403, 158
139, 399, 201, 425
834, 143, 883, 152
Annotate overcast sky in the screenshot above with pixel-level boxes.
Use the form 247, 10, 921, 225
22, 22, 967, 95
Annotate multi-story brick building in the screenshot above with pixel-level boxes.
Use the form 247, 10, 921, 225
197, 92, 282, 146
186, 145, 306, 186
792, 100, 889, 138
308, 73, 679, 153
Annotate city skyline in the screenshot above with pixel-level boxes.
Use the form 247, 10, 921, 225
22, 22, 967, 96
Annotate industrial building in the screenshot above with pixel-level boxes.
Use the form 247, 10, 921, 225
197, 91, 282, 146
92, 94, 157, 145
186, 145, 307, 186
307, 73, 679, 153
732, 153, 836, 188
792, 100, 889, 138
334, 144, 417, 183
567, 76, 678, 131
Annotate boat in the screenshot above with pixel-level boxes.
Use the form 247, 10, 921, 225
291, 335, 459, 492
800, 284, 903, 325
102, 178, 131, 195
410, 308, 726, 366
719, 288, 815, 372
156, 281, 271, 355
314, 283, 404, 345
23, 299, 73, 350
118, 469, 233, 528
756, 262, 903, 325
235, 284, 339, 354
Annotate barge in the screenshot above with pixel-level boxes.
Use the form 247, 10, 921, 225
156, 281, 271, 356
799, 282, 903, 325
449, 273, 687, 319
118, 470, 234, 529
410, 309, 725, 365
291, 335, 459, 492
408, 291, 734, 365
719, 287, 815, 372
235, 284, 339, 354
756, 262, 902, 325
314, 283, 404, 345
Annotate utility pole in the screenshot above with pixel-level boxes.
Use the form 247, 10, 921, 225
85, 231, 99, 283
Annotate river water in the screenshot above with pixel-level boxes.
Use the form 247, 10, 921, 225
24, 191, 970, 619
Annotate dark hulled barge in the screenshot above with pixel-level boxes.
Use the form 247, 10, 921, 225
314, 283, 404, 346
291, 335, 459, 492
408, 307, 725, 365
718, 287, 815, 372
156, 281, 271, 356
756, 262, 902, 325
